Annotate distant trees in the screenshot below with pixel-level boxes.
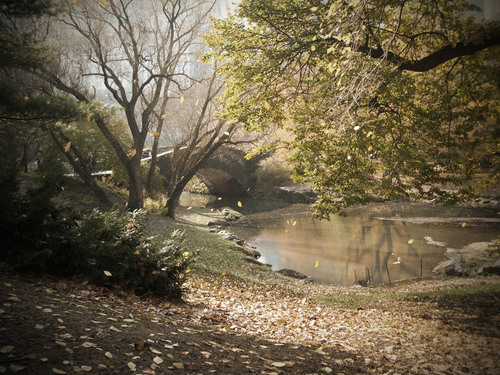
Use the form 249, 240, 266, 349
29, 0, 245, 215
206, 0, 500, 217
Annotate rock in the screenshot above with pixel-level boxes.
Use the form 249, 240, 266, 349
477, 259, 500, 276
234, 244, 261, 258
207, 220, 230, 227
271, 186, 317, 204
433, 258, 463, 276
243, 256, 270, 267
276, 268, 308, 279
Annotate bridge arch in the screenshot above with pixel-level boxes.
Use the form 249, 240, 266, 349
157, 146, 261, 197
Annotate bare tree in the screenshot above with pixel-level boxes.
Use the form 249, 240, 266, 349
34, 0, 237, 211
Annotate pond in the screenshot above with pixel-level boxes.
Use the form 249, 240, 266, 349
180, 193, 500, 285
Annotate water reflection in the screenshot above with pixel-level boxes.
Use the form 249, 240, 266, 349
228, 203, 500, 285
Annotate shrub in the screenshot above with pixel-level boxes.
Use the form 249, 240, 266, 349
74, 208, 195, 297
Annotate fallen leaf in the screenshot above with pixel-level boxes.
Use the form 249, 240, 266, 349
173, 363, 184, 369
80, 365, 92, 372
9, 365, 25, 372
103, 270, 112, 277
0, 346, 14, 354
272, 362, 287, 368
127, 362, 136, 371
105, 352, 113, 359
153, 356, 163, 364
52, 369, 66, 375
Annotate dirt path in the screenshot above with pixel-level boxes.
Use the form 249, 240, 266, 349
1, 267, 499, 374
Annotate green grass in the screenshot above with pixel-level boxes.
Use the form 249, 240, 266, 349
312, 283, 500, 310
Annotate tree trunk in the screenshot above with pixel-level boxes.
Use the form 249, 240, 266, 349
145, 130, 161, 197
126, 156, 144, 210
163, 182, 185, 219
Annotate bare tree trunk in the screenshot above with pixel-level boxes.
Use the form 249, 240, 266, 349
145, 124, 162, 197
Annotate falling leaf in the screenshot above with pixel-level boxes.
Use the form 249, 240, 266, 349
315, 260, 320, 268
134, 250, 140, 255
46, 100, 51, 105
408, 239, 414, 244
161, 114, 166, 119
153, 131, 160, 136
64, 141, 71, 153
97, 61, 103, 65
180, 96, 185, 104
131, 149, 137, 157
87, 115, 91, 122
24, 96, 29, 101
237, 201, 243, 207
462, 222, 467, 227
103, 270, 112, 277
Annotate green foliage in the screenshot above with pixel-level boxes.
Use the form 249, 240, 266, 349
73, 209, 195, 297
206, 0, 500, 218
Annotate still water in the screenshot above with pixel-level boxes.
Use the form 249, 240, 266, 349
180, 193, 500, 285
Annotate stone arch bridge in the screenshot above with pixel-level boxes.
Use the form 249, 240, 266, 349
155, 146, 262, 197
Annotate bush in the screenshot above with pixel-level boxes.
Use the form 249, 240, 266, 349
74, 208, 195, 297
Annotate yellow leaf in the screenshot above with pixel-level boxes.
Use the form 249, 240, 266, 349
64, 141, 71, 153
311, 45, 316, 52
462, 222, 467, 228
97, 61, 103, 65
368, 145, 373, 152
87, 115, 91, 122
263, 101, 271, 110
131, 149, 137, 157
221, 272, 226, 276
153, 131, 160, 136
310, 6, 319, 11
134, 250, 140, 255
408, 239, 414, 244
180, 96, 184, 104
24, 96, 29, 101
161, 114, 167, 119
46, 100, 51, 105
237, 201, 243, 207
183, 251, 190, 257
315, 260, 320, 268
151, 270, 158, 275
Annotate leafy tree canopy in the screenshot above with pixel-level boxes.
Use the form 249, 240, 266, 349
205, 0, 500, 217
